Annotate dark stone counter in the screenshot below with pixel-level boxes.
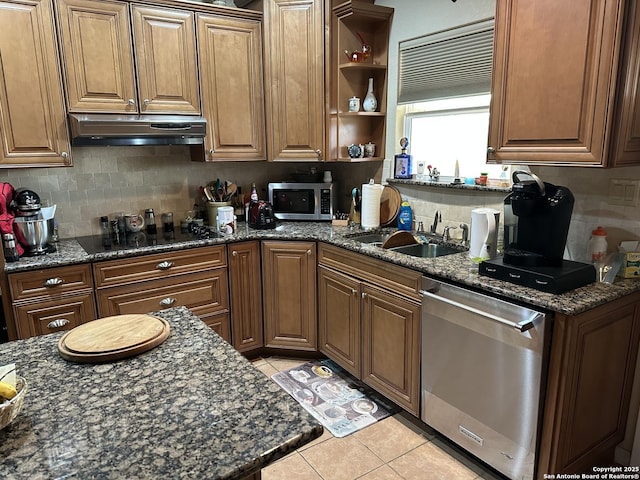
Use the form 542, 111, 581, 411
0, 307, 323, 479
5, 222, 640, 316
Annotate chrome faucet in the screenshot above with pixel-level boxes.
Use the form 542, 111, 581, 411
416, 221, 426, 234
430, 211, 441, 234
459, 223, 469, 246
442, 225, 457, 242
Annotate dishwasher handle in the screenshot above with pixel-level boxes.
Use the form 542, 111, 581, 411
420, 289, 540, 332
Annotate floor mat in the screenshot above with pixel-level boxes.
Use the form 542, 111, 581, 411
271, 359, 399, 438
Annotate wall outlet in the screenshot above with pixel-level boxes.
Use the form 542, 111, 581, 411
608, 179, 640, 207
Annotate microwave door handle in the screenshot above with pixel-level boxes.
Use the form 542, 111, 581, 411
419, 289, 538, 332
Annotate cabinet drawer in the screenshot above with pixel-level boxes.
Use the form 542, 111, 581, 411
318, 243, 421, 301
96, 269, 229, 317
9, 264, 94, 302
13, 293, 97, 339
93, 245, 226, 288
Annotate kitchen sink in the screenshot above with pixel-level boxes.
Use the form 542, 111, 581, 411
390, 243, 462, 258
348, 233, 391, 247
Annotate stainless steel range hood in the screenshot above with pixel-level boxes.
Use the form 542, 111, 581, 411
69, 113, 206, 146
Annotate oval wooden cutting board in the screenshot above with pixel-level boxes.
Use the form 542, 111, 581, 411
58, 314, 170, 363
380, 185, 402, 226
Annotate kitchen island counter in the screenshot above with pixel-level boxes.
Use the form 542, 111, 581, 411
5, 222, 640, 316
0, 306, 323, 479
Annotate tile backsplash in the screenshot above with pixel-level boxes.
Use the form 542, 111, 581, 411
1, 145, 638, 263
0, 146, 381, 238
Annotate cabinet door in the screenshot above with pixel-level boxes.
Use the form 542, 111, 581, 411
131, 5, 200, 115
263, 0, 324, 161
262, 241, 317, 350
538, 295, 640, 474
318, 265, 361, 377
361, 284, 420, 415
488, 0, 625, 166
196, 13, 265, 160
57, 0, 137, 113
0, 0, 71, 167
13, 293, 96, 339
228, 241, 264, 353
610, 0, 640, 166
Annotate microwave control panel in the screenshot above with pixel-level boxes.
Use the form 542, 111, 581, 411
320, 189, 332, 214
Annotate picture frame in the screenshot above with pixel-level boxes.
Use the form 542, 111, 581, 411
394, 153, 412, 179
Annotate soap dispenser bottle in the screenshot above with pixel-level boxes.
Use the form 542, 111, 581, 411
397, 201, 413, 231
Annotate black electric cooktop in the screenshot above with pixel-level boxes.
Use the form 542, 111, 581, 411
76, 227, 220, 255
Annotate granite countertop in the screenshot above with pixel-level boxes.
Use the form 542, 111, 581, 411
5, 222, 640, 316
0, 306, 323, 479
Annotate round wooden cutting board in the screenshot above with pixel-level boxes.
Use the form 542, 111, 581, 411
58, 314, 170, 363
380, 185, 402, 226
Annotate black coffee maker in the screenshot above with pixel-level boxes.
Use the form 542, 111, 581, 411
479, 171, 595, 293
503, 170, 573, 267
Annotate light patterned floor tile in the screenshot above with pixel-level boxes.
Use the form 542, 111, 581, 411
353, 414, 428, 462
357, 465, 405, 480
262, 452, 322, 480
300, 435, 384, 480
266, 356, 310, 372
254, 362, 279, 378
388, 442, 479, 480
297, 426, 333, 451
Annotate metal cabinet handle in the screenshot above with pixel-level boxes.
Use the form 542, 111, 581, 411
128, 98, 136, 106
420, 289, 539, 332
61, 152, 69, 159
487, 146, 495, 155
361, 292, 367, 299
143, 99, 150, 106
160, 297, 177, 306
47, 319, 69, 329
232, 251, 238, 256
156, 261, 175, 270
306, 249, 312, 256
43, 277, 64, 287
351, 289, 357, 295
315, 149, 322, 157
209, 148, 214, 155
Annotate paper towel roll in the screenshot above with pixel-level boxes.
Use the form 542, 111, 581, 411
360, 181, 384, 229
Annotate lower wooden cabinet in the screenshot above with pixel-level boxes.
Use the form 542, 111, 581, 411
538, 292, 640, 475
228, 241, 263, 353
317, 243, 421, 415
8, 264, 96, 339
93, 245, 231, 343
262, 241, 317, 350
13, 293, 96, 338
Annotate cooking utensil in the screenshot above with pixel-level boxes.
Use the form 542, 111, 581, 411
351, 187, 361, 212
224, 181, 237, 201
202, 185, 214, 202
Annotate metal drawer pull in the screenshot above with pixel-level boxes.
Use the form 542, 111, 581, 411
156, 261, 175, 270
43, 277, 64, 287
420, 289, 539, 332
47, 319, 69, 329
232, 251, 238, 256
160, 297, 177, 306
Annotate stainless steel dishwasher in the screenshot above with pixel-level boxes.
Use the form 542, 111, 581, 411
420, 277, 548, 480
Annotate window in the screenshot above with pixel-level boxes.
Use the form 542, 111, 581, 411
402, 94, 503, 180
396, 18, 504, 182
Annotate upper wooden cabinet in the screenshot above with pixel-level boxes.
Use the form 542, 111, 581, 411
250, 0, 325, 161
0, 0, 71, 168
488, 0, 640, 167
193, 12, 266, 161
56, 0, 200, 114
328, 1, 393, 162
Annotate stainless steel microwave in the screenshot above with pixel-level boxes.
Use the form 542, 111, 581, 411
267, 182, 336, 221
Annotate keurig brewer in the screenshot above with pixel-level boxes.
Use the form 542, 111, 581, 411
480, 171, 595, 293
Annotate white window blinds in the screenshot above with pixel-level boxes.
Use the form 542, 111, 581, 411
398, 18, 495, 104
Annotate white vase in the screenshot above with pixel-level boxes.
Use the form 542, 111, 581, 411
362, 78, 377, 112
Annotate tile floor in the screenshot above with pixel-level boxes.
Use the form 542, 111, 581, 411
252, 356, 505, 480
